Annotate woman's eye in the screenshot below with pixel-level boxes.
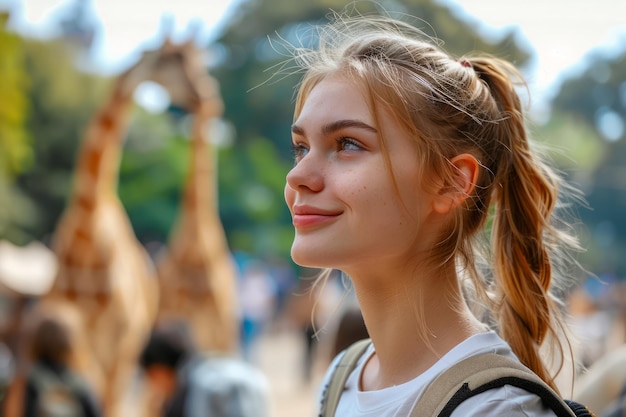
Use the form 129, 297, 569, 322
291, 143, 309, 161
338, 137, 362, 151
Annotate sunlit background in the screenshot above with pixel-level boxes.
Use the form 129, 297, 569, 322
1, 0, 626, 416
4, 0, 626, 108
2, 0, 620, 277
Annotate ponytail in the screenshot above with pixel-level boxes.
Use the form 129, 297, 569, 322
471, 57, 571, 392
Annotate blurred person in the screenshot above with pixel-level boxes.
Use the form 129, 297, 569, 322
574, 343, 626, 416
567, 277, 615, 370
138, 320, 195, 417
266, 257, 298, 320
323, 272, 369, 361
284, 269, 349, 383
329, 305, 368, 361
238, 261, 277, 362
0, 342, 14, 410
22, 316, 102, 417
138, 319, 271, 417
283, 9, 587, 416
573, 277, 626, 416
284, 277, 321, 383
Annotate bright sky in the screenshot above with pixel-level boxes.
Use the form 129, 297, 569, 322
2, 0, 625, 107
447, 0, 626, 101
1, 0, 237, 71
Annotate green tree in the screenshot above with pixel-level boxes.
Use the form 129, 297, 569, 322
118, 112, 187, 244
553, 49, 626, 142
217, 135, 294, 257
0, 13, 37, 243
0, 13, 31, 176
15, 37, 108, 241
535, 111, 605, 176
550, 45, 626, 275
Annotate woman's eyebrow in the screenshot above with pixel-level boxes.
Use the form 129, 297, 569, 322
291, 119, 378, 137
322, 119, 378, 135
291, 124, 305, 136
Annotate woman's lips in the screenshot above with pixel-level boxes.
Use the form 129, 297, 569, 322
291, 205, 342, 228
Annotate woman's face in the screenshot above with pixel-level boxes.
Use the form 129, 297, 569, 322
284, 75, 440, 273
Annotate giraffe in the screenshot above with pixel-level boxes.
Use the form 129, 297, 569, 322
154, 42, 240, 355
20, 40, 216, 417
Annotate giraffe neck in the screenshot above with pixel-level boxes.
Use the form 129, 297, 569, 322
180, 110, 217, 226
52, 85, 135, 272
72, 87, 134, 209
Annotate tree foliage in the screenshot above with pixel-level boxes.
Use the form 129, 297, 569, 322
118, 111, 185, 243
217, 135, 294, 256
550, 45, 626, 275
15, 37, 107, 242
0, 13, 37, 243
553, 48, 626, 142
0, 13, 31, 176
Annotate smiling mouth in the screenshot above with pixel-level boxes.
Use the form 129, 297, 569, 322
292, 213, 340, 228
291, 206, 342, 228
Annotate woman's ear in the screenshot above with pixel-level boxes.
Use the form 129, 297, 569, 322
432, 153, 479, 214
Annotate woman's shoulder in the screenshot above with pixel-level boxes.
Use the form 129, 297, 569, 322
417, 332, 559, 416
428, 332, 560, 417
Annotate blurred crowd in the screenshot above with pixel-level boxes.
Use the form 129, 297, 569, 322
0, 241, 366, 417
5, 240, 626, 416
566, 273, 626, 415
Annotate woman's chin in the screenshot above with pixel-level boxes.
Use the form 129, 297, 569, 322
290, 244, 330, 269
290, 250, 317, 268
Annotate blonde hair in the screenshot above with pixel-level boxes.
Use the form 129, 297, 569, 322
289, 12, 581, 392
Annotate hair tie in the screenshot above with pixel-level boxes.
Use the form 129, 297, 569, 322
459, 59, 471, 68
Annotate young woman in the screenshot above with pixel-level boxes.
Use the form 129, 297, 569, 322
283, 12, 582, 416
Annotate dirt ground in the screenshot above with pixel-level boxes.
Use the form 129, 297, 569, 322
254, 328, 330, 417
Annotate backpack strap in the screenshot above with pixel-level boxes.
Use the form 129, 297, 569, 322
410, 353, 582, 417
319, 339, 371, 417
320, 344, 596, 417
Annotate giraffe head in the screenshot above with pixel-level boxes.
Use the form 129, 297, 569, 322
117, 39, 223, 117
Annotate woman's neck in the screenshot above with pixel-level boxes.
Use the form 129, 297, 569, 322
349, 264, 486, 391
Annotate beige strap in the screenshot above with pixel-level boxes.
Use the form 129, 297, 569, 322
320, 338, 371, 417
410, 353, 576, 417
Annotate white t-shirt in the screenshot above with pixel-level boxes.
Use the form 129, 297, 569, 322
320, 331, 557, 417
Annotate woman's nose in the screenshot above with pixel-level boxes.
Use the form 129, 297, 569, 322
285, 155, 324, 193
